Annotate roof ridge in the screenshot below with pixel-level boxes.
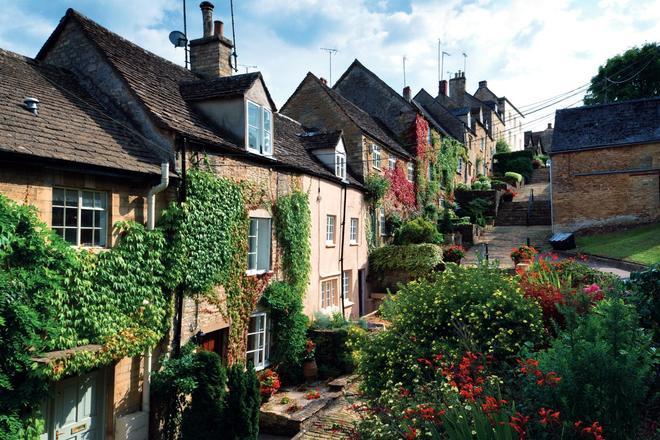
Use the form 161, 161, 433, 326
0, 47, 33, 63
556, 95, 660, 112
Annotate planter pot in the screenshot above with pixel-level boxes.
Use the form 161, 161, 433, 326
302, 359, 318, 382
444, 257, 461, 265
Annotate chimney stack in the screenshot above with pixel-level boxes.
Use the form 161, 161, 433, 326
213, 20, 223, 37
449, 71, 466, 105
478, 80, 487, 88
200, 1, 214, 37
438, 80, 448, 96
547, 123, 552, 129
189, 1, 234, 78
319, 77, 328, 86
403, 86, 411, 102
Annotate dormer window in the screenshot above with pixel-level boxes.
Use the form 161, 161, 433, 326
247, 100, 272, 155
335, 153, 346, 179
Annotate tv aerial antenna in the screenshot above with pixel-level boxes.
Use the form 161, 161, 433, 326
169, 0, 189, 68
320, 48, 338, 86
239, 64, 258, 74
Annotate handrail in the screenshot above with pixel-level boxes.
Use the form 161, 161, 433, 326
525, 189, 534, 226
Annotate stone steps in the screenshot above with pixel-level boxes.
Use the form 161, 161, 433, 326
496, 200, 551, 226
529, 168, 550, 184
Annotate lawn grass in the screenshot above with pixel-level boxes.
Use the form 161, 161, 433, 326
576, 223, 660, 266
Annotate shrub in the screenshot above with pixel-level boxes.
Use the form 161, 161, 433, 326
511, 245, 538, 264
532, 159, 542, 169
257, 369, 281, 398
181, 351, 228, 440
493, 150, 534, 177
471, 180, 492, 190
261, 282, 308, 378
504, 171, 523, 183
496, 139, 511, 153
530, 299, 653, 439
625, 264, 659, 342
357, 265, 544, 396
309, 327, 356, 379
225, 363, 260, 440
443, 245, 465, 263
368, 244, 444, 286
364, 174, 389, 206
507, 157, 534, 180
455, 183, 471, 191
393, 217, 442, 245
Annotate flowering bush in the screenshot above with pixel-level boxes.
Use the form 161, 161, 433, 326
303, 339, 316, 361
443, 245, 465, 263
304, 390, 321, 400
356, 265, 544, 396
384, 167, 417, 215
257, 369, 281, 398
511, 245, 538, 264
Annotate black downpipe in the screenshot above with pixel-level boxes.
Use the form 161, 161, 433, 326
339, 184, 348, 314
173, 136, 188, 357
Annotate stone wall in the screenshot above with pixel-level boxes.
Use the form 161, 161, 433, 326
551, 142, 660, 232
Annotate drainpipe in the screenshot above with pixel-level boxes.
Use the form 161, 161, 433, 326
144, 162, 170, 415
339, 184, 348, 315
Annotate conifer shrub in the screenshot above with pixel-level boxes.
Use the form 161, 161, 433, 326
226, 363, 260, 440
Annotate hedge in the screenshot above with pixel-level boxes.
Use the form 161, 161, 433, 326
368, 244, 443, 290
493, 150, 534, 180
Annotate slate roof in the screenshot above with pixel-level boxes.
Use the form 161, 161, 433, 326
37, 8, 236, 149
551, 97, 660, 153
274, 113, 360, 186
300, 130, 343, 151
413, 89, 466, 142
333, 59, 449, 151
0, 48, 161, 175
180, 72, 276, 109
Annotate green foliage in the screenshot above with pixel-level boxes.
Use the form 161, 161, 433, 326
162, 167, 247, 296
151, 344, 199, 440
439, 208, 454, 234
504, 171, 523, 183
273, 191, 311, 296
0, 194, 169, 437
357, 265, 544, 397
496, 139, 511, 153
393, 217, 443, 245
584, 43, 660, 105
493, 151, 534, 179
261, 282, 308, 377
226, 363, 261, 440
364, 174, 389, 206
435, 137, 466, 193
181, 351, 228, 440
460, 197, 492, 227
626, 264, 660, 342
309, 328, 356, 378
531, 299, 653, 439
368, 244, 444, 283
455, 183, 471, 191
471, 180, 492, 191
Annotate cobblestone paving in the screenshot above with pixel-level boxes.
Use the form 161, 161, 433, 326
463, 225, 552, 268
294, 382, 360, 440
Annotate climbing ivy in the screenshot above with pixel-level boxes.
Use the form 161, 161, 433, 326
273, 191, 311, 296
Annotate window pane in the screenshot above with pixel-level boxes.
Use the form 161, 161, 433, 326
263, 132, 272, 155
95, 192, 106, 209
82, 191, 94, 208
94, 211, 101, 227
53, 227, 64, 238
65, 190, 77, 207
257, 219, 271, 271
93, 229, 101, 246
53, 189, 65, 206
64, 228, 77, 244
65, 209, 78, 227
52, 207, 64, 227
263, 109, 271, 132
248, 102, 259, 127
81, 210, 93, 228
248, 126, 259, 150
80, 229, 93, 246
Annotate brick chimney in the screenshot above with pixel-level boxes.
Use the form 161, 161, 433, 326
403, 86, 412, 102
449, 71, 466, 105
547, 123, 553, 129
319, 77, 328, 86
478, 80, 487, 89
438, 80, 448, 96
189, 1, 234, 78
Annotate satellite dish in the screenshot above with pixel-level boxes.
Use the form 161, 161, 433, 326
169, 30, 187, 48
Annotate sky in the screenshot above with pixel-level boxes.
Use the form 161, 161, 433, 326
0, 0, 658, 132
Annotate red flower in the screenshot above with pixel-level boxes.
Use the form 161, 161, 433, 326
481, 396, 508, 414
510, 412, 529, 439
404, 427, 418, 440
538, 408, 560, 426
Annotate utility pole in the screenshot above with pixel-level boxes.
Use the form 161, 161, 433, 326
403, 55, 407, 87
320, 48, 338, 86
183, 0, 189, 69
437, 40, 441, 83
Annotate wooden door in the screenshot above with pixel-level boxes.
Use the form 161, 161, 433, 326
52, 371, 104, 440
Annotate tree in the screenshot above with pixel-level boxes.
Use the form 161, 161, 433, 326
584, 43, 660, 105
495, 139, 510, 154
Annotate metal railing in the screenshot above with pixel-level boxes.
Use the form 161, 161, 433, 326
525, 189, 534, 226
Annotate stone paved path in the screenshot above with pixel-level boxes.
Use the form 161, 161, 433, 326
463, 225, 552, 268
293, 381, 360, 440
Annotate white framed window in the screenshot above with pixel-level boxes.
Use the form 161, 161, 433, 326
342, 270, 351, 299
349, 218, 358, 244
457, 157, 463, 174
321, 278, 339, 309
246, 312, 270, 370
427, 128, 432, 146
52, 188, 107, 247
388, 157, 397, 170
247, 100, 272, 155
427, 164, 433, 181
372, 144, 381, 169
335, 153, 346, 179
407, 162, 414, 182
379, 207, 386, 237
247, 217, 271, 274
326, 215, 336, 244
480, 138, 485, 151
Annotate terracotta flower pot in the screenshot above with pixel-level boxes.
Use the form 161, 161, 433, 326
302, 359, 318, 382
